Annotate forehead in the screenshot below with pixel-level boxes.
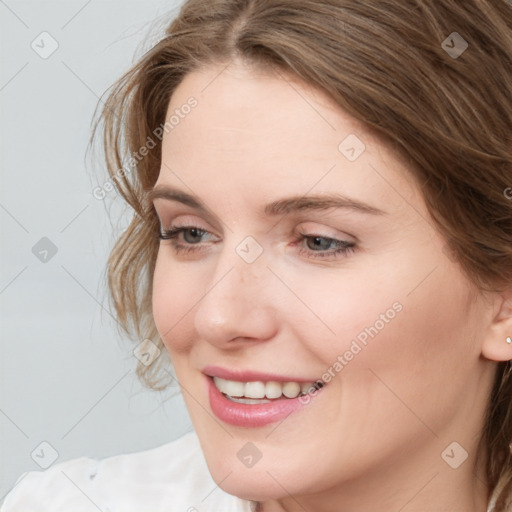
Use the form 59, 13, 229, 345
157, 60, 421, 218
165, 60, 359, 153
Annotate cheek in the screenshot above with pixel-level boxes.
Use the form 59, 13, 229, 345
151, 253, 200, 355
299, 257, 475, 406
333, 269, 477, 434
283, 266, 405, 364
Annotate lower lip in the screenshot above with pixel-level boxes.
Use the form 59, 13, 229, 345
207, 376, 321, 428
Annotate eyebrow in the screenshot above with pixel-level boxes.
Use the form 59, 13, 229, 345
148, 185, 386, 217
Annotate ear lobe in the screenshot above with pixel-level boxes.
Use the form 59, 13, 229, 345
481, 296, 512, 362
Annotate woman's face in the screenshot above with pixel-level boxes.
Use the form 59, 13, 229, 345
151, 60, 496, 507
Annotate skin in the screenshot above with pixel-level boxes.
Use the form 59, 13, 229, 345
151, 58, 512, 512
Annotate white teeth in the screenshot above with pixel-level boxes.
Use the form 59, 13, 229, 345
244, 381, 266, 399
265, 381, 283, 399
282, 382, 301, 398
227, 396, 272, 404
301, 382, 315, 394
214, 377, 245, 397
213, 377, 322, 400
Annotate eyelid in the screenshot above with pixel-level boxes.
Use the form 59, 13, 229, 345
153, 202, 365, 238
295, 221, 356, 243
158, 218, 355, 243
152, 202, 227, 235
157, 214, 212, 232
158, 221, 357, 262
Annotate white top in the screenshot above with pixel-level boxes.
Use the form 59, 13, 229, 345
1, 432, 253, 512
0, 431, 499, 511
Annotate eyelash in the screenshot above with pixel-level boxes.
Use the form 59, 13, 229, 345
158, 225, 355, 260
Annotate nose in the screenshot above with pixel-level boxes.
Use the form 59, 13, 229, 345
193, 253, 279, 349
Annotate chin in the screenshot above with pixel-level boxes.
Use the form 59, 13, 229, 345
215, 472, 292, 502
202, 447, 324, 502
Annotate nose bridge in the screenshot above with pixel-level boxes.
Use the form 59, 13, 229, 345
218, 234, 263, 282
201, 242, 267, 314
211, 232, 269, 297
193, 239, 277, 344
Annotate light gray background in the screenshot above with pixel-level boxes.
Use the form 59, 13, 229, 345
0, 0, 193, 500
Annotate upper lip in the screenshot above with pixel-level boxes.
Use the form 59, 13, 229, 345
202, 365, 323, 383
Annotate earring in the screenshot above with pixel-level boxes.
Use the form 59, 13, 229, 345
507, 337, 512, 344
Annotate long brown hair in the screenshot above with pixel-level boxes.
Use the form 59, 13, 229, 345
93, 0, 512, 508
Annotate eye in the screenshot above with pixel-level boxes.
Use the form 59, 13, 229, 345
160, 227, 204, 244
157, 225, 356, 260
294, 233, 356, 259
158, 225, 215, 255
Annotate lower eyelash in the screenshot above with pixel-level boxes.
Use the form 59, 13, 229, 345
158, 227, 355, 259
158, 227, 207, 255
296, 241, 355, 259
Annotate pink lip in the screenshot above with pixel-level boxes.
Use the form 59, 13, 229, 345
203, 366, 325, 428
202, 365, 319, 383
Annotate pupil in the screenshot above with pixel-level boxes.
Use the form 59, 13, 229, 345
309, 236, 330, 251
185, 228, 201, 243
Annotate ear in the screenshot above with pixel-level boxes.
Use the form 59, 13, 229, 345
481, 290, 512, 362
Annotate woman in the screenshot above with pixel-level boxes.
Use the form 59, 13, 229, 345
2, 0, 512, 510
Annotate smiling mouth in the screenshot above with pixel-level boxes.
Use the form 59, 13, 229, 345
212, 376, 325, 404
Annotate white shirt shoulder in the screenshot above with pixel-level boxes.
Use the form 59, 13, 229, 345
1, 431, 253, 512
